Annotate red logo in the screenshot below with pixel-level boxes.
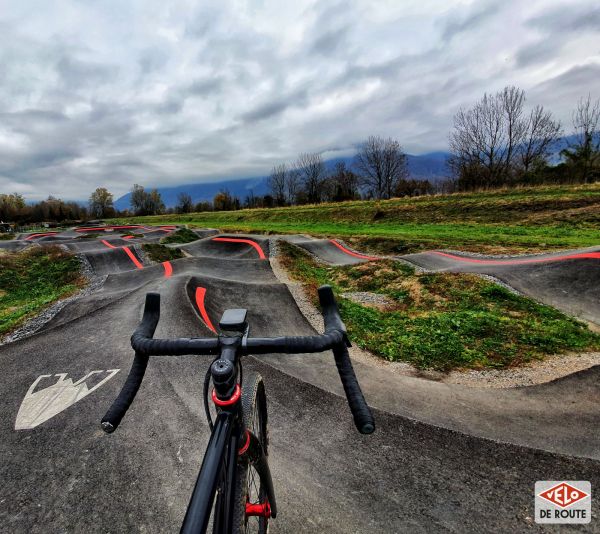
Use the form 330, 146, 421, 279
538, 483, 589, 508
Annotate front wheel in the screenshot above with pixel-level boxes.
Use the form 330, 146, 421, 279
232, 372, 270, 534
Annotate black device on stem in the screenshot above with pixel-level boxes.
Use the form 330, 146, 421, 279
101, 285, 375, 534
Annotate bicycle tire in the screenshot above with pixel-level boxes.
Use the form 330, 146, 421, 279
231, 372, 269, 534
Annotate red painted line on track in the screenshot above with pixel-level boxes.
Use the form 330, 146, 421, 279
76, 225, 144, 232
122, 247, 144, 269
212, 237, 266, 260
101, 239, 144, 269
162, 261, 173, 278
430, 250, 600, 266
24, 232, 59, 241
195, 287, 217, 333
329, 240, 379, 260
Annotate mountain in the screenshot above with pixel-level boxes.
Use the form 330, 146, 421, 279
114, 151, 452, 209
114, 177, 269, 211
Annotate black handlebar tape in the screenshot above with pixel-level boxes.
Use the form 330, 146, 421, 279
318, 285, 375, 434
101, 352, 149, 433
244, 331, 344, 354
332, 343, 375, 434
318, 285, 349, 343
133, 292, 161, 340
100, 293, 161, 433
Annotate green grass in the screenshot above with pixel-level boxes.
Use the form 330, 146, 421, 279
0, 246, 85, 337
159, 227, 198, 244
0, 233, 14, 241
141, 243, 185, 262
278, 241, 600, 371
107, 183, 600, 254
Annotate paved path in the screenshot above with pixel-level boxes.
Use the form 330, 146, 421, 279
0, 228, 598, 532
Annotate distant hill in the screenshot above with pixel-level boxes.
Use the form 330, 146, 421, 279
114, 177, 269, 211
114, 151, 452, 209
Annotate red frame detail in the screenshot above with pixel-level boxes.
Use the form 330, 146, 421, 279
211, 384, 241, 407
238, 430, 250, 455
245, 501, 271, 518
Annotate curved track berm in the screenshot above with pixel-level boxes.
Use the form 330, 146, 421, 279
287, 235, 600, 328
0, 227, 598, 532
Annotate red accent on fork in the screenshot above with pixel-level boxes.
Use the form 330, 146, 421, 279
238, 430, 251, 455
245, 501, 271, 518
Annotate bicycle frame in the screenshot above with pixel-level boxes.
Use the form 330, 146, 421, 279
180, 343, 277, 534
181, 409, 239, 533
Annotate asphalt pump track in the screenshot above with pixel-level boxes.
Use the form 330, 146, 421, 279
0, 228, 598, 532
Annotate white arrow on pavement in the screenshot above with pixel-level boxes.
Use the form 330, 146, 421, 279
15, 369, 120, 430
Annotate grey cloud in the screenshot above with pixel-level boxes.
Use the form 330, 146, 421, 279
515, 39, 563, 68
311, 26, 350, 56
138, 47, 170, 74
156, 95, 184, 115
527, 4, 600, 33
531, 63, 600, 97
239, 89, 309, 124
441, 1, 501, 41
55, 54, 117, 88
0, 109, 68, 125
187, 78, 223, 96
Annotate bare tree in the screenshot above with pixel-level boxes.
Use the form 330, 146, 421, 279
326, 162, 360, 201
268, 164, 287, 206
449, 86, 561, 189
286, 167, 301, 205
176, 192, 194, 214
520, 105, 562, 172
354, 136, 408, 199
561, 95, 600, 183
296, 152, 326, 203
499, 86, 527, 176
573, 94, 600, 148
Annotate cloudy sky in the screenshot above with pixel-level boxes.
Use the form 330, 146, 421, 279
1, 0, 599, 201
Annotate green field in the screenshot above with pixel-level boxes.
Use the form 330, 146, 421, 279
279, 242, 600, 370
0, 246, 86, 337
110, 184, 600, 253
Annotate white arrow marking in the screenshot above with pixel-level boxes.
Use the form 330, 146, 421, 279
15, 369, 120, 430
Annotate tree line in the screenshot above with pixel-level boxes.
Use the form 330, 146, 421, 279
264, 137, 434, 207
1, 88, 598, 225
447, 89, 599, 191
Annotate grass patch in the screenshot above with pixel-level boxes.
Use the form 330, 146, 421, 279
160, 227, 198, 244
142, 243, 185, 262
108, 183, 600, 253
278, 241, 600, 371
0, 246, 85, 337
0, 233, 14, 241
